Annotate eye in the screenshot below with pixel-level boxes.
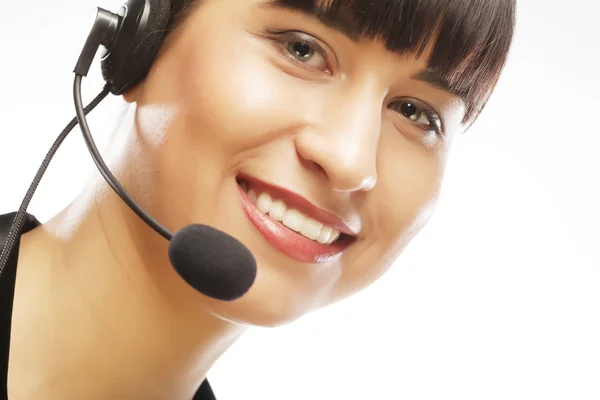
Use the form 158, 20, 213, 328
390, 100, 442, 136
286, 41, 326, 69
268, 31, 332, 73
397, 102, 428, 124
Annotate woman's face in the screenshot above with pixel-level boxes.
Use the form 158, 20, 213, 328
126, 0, 466, 326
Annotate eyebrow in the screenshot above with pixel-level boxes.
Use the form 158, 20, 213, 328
260, 0, 363, 42
411, 69, 467, 103
259, 0, 466, 101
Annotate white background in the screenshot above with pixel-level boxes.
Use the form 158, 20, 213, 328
1, 1, 599, 399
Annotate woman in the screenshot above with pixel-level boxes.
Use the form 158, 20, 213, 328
0, 0, 516, 398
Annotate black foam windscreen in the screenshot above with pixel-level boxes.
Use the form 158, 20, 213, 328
168, 224, 257, 301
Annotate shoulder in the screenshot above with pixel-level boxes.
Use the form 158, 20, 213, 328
0, 213, 41, 242
194, 379, 217, 400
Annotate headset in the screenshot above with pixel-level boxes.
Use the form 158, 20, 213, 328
0, 0, 257, 302
79, 0, 176, 96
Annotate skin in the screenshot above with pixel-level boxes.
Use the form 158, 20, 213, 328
8, 0, 468, 398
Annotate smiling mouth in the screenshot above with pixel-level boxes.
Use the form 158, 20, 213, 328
236, 176, 355, 264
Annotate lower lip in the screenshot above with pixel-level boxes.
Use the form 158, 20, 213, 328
236, 183, 349, 264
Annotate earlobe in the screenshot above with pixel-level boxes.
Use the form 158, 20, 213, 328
122, 84, 143, 103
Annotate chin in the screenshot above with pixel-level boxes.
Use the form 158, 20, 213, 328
194, 246, 332, 328
198, 276, 320, 328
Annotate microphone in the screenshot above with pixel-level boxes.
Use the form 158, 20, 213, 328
0, 5, 256, 302
169, 225, 256, 301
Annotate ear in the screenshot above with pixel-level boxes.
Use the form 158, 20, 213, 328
122, 84, 143, 103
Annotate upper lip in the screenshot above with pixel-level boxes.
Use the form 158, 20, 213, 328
237, 174, 359, 237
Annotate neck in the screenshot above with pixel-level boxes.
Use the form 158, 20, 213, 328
9, 181, 246, 399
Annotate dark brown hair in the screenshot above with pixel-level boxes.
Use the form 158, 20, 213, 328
167, 0, 516, 124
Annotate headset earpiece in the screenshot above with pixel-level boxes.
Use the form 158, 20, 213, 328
101, 0, 171, 95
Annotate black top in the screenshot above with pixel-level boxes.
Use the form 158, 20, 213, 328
0, 212, 216, 400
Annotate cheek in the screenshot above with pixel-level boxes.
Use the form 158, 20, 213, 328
330, 145, 444, 302
176, 30, 318, 153
375, 143, 444, 253
378, 130, 445, 221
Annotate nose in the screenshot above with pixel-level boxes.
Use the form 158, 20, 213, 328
295, 95, 380, 192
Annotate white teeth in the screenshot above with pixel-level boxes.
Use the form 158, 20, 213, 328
256, 192, 272, 214
247, 189, 257, 203
300, 218, 323, 240
242, 183, 344, 245
282, 209, 305, 231
316, 226, 333, 244
330, 230, 340, 242
268, 200, 286, 221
